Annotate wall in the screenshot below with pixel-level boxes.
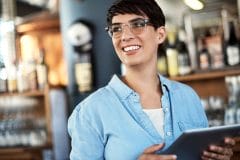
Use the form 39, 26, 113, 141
156, 0, 188, 26
60, 0, 121, 111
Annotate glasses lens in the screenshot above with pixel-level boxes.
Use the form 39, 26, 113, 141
130, 19, 147, 35
110, 25, 122, 37
106, 19, 150, 38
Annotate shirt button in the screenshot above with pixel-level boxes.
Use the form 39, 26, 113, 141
166, 131, 172, 136
164, 108, 169, 112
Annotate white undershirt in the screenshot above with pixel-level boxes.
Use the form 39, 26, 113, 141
143, 108, 165, 138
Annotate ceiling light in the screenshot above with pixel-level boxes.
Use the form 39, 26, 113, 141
183, 0, 204, 10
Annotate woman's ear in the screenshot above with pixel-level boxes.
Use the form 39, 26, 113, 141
157, 26, 166, 44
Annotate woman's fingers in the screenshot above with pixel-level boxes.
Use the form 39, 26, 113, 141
224, 137, 236, 146
140, 154, 177, 160
209, 145, 233, 156
139, 144, 177, 160
143, 143, 165, 154
202, 150, 231, 160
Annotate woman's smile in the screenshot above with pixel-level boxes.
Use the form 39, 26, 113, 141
122, 44, 141, 56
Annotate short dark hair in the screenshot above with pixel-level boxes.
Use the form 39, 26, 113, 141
106, 0, 165, 29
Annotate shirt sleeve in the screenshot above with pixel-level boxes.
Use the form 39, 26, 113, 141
68, 105, 104, 160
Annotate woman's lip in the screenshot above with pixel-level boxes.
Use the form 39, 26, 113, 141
123, 49, 139, 56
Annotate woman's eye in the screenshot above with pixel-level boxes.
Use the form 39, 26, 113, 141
112, 26, 122, 32
132, 21, 145, 28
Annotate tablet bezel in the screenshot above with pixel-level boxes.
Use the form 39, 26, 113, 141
159, 124, 240, 159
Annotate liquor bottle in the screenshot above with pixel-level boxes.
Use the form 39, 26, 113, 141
205, 31, 225, 69
235, 75, 240, 123
36, 48, 48, 90
157, 42, 168, 76
7, 63, 17, 92
197, 37, 211, 70
224, 76, 238, 125
17, 61, 28, 92
27, 59, 38, 91
177, 29, 191, 75
166, 31, 179, 77
0, 61, 7, 93
225, 21, 240, 66
75, 53, 92, 92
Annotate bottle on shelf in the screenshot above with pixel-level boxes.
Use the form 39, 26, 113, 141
36, 48, 48, 90
204, 27, 225, 69
224, 76, 240, 125
26, 59, 38, 91
0, 61, 7, 93
17, 60, 29, 92
75, 53, 92, 92
197, 36, 211, 70
225, 21, 240, 66
7, 63, 17, 92
166, 31, 179, 77
235, 75, 240, 123
176, 29, 191, 76
157, 42, 168, 76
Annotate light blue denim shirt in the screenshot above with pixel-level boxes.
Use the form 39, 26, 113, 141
68, 74, 208, 160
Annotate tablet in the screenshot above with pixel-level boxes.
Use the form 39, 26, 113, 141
159, 124, 240, 159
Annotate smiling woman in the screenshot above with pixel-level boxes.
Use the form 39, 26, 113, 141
68, 0, 236, 160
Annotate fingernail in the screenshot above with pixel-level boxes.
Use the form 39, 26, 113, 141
172, 155, 177, 159
210, 145, 215, 150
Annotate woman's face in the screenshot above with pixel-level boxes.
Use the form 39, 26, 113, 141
111, 14, 166, 68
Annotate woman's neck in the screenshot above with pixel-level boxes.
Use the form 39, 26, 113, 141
123, 70, 162, 109
123, 70, 159, 94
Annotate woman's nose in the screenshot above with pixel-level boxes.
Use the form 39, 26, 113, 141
121, 25, 135, 41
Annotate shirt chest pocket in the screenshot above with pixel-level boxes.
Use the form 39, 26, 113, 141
178, 121, 206, 132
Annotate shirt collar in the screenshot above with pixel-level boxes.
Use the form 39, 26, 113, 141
108, 74, 135, 100
159, 74, 172, 93
108, 74, 174, 100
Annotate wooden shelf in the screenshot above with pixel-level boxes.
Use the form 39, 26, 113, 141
0, 144, 52, 154
17, 12, 60, 34
170, 66, 240, 82
0, 85, 49, 98
0, 144, 52, 160
0, 90, 45, 97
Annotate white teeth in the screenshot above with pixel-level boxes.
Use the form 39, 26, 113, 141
123, 45, 140, 52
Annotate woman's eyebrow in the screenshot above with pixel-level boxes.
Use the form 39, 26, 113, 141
112, 17, 145, 25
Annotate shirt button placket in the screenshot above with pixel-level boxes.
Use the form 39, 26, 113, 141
132, 93, 140, 103
166, 131, 172, 136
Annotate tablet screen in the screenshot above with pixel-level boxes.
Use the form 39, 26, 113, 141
159, 124, 240, 159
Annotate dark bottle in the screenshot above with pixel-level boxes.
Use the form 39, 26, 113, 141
166, 31, 179, 77
197, 37, 211, 70
36, 48, 48, 90
177, 29, 191, 75
157, 41, 168, 76
225, 21, 240, 66
0, 61, 7, 93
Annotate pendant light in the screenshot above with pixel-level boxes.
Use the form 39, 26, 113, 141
183, 0, 204, 10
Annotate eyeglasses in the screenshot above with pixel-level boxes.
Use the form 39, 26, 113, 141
105, 18, 151, 38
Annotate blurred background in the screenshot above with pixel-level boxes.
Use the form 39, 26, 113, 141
0, 0, 240, 159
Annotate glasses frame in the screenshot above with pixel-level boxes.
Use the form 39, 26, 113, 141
105, 18, 151, 38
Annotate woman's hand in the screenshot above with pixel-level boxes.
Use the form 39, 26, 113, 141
201, 137, 235, 160
138, 143, 177, 160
